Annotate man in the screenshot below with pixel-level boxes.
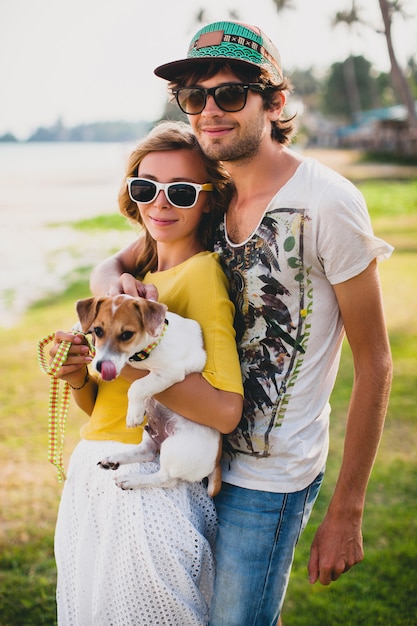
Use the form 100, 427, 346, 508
90, 21, 393, 626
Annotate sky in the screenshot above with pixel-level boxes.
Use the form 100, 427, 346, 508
1, 0, 416, 139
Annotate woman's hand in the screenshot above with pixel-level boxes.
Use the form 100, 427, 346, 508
49, 331, 93, 387
50, 331, 98, 414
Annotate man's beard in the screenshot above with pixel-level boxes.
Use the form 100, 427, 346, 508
196, 117, 266, 163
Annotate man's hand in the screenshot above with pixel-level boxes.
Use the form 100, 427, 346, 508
308, 510, 364, 585
107, 273, 159, 301
89, 241, 158, 301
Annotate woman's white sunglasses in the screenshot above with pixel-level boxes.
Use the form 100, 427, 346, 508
127, 177, 213, 209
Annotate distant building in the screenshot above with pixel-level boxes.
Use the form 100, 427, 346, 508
337, 104, 417, 157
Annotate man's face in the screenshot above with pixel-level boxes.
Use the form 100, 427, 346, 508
184, 68, 271, 163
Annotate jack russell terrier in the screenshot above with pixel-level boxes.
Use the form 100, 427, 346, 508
75, 295, 222, 496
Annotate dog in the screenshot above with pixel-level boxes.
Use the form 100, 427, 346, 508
75, 295, 222, 496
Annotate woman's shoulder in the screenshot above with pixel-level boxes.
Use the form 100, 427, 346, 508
179, 251, 224, 278
186, 250, 220, 267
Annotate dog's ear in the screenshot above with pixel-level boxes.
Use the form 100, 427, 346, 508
134, 298, 168, 337
76, 297, 105, 333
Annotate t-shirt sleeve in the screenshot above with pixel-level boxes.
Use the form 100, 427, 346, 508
315, 179, 393, 285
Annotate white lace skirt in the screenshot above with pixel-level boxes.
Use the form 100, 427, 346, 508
55, 439, 217, 626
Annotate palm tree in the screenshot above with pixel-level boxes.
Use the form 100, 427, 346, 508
271, 0, 296, 9
377, 0, 417, 128
333, 1, 363, 120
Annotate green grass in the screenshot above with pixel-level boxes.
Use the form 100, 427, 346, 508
360, 152, 417, 167
0, 177, 416, 625
0, 536, 57, 625
281, 178, 417, 625
54, 212, 132, 231
359, 179, 417, 218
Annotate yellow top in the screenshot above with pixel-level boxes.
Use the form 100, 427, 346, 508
80, 251, 243, 443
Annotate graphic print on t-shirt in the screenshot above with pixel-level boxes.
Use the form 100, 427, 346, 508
216, 207, 312, 458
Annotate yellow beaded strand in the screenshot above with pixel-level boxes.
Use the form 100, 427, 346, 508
37, 332, 95, 482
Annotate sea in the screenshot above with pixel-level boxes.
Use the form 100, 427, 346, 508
0, 142, 139, 327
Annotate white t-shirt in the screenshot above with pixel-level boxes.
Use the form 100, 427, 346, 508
214, 157, 393, 493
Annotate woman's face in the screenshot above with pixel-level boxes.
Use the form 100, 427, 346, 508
135, 149, 211, 247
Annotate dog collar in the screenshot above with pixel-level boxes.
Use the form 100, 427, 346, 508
129, 319, 169, 362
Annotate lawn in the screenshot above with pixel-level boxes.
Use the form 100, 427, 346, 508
281, 178, 417, 625
0, 178, 416, 625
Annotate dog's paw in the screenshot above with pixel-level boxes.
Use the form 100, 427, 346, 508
98, 457, 120, 470
126, 410, 145, 429
114, 474, 137, 490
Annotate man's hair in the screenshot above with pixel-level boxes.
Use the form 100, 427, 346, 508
169, 62, 295, 145
118, 120, 234, 275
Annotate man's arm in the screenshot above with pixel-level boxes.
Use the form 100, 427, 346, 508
90, 239, 158, 300
308, 260, 393, 585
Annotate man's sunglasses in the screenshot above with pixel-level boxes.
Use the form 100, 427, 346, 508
172, 83, 265, 115
127, 178, 213, 209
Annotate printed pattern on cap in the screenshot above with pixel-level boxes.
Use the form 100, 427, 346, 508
188, 21, 282, 81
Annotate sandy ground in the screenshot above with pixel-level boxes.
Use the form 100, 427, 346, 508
302, 147, 417, 181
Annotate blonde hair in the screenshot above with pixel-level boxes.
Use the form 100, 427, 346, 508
119, 120, 233, 275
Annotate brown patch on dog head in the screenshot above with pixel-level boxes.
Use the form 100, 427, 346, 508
75, 295, 168, 355
76, 297, 106, 333
132, 298, 168, 337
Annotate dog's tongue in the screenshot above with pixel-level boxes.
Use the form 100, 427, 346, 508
100, 361, 117, 381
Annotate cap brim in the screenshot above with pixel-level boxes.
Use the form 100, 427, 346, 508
154, 57, 260, 81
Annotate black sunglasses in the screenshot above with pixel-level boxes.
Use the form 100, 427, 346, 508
172, 83, 265, 115
127, 178, 213, 209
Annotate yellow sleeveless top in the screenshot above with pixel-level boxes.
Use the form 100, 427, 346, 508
80, 251, 243, 443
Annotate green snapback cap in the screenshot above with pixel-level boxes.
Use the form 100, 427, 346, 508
154, 21, 282, 82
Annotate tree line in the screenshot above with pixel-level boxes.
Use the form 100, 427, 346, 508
1, 53, 414, 145
0, 120, 151, 144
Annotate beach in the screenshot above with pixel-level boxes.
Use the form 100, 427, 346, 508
2, 142, 415, 328
0, 142, 138, 327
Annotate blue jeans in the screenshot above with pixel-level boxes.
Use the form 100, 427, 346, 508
209, 471, 324, 626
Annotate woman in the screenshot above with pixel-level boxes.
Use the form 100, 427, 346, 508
50, 121, 243, 626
